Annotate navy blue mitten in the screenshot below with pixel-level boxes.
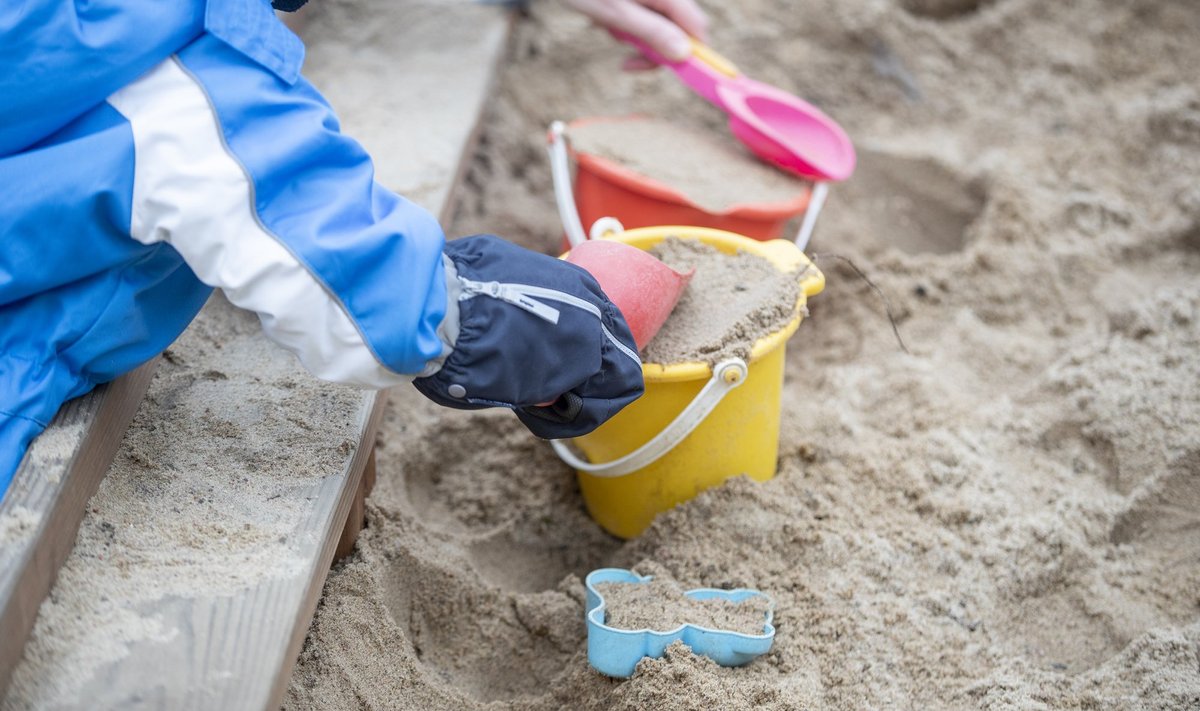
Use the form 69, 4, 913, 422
413, 235, 644, 439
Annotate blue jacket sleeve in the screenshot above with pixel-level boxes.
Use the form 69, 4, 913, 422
4, 0, 442, 386
103, 32, 450, 386
0, 0, 206, 156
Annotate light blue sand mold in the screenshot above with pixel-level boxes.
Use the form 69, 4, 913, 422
585, 568, 776, 678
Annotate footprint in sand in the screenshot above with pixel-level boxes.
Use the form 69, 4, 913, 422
998, 589, 1131, 675
820, 148, 985, 256
998, 452, 1200, 674
376, 553, 580, 703
392, 398, 620, 593
399, 411, 550, 533
1110, 450, 1200, 558
467, 527, 618, 593
1038, 421, 1122, 493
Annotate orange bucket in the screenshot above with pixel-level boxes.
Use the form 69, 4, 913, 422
566, 116, 812, 241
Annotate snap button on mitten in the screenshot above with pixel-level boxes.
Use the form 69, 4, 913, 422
448, 384, 467, 398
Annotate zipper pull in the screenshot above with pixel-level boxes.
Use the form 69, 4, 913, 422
497, 284, 561, 324
460, 279, 561, 324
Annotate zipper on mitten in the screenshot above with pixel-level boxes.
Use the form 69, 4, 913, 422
458, 279, 562, 324
457, 278, 641, 367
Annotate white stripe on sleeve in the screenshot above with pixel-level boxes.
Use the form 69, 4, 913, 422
107, 57, 412, 388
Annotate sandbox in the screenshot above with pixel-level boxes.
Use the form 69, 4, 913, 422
285, 0, 1200, 709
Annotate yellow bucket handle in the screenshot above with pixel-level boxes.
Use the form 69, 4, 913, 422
551, 358, 749, 478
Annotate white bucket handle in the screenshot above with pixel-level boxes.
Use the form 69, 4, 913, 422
551, 358, 749, 478
793, 181, 828, 251
548, 120, 589, 247
553, 120, 828, 252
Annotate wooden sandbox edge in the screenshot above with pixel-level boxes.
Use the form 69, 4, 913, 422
0, 360, 158, 696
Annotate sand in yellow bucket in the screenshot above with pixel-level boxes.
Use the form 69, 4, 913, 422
552, 226, 824, 539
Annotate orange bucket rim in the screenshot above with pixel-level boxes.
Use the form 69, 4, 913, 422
565, 115, 812, 219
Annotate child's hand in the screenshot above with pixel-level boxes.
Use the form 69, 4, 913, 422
563, 0, 709, 68
414, 235, 644, 439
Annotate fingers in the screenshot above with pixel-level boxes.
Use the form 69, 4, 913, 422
595, 0, 691, 60
612, 1, 694, 61
564, 0, 702, 62
637, 0, 709, 42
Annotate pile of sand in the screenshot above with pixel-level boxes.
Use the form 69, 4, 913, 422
597, 566, 772, 636
285, 0, 1200, 708
567, 117, 809, 213
643, 237, 801, 365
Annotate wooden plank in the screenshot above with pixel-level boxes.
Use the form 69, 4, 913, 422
267, 393, 386, 710
334, 450, 375, 563
4, 348, 387, 709
0, 361, 157, 697
299, 0, 512, 214
1, 2, 511, 708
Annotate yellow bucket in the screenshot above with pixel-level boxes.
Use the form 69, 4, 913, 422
551, 226, 824, 539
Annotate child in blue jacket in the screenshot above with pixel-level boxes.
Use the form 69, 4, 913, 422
0, 0, 707, 497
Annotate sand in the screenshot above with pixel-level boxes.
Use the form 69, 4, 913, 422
9, 0, 1193, 706
567, 117, 809, 213
2, 294, 364, 709
643, 237, 801, 365
597, 568, 771, 636
0, 506, 40, 548
287, 0, 1200, 708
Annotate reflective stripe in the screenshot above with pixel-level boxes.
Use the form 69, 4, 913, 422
178, 35, 449, 376
106, 57, 409, 388
600, 323, 641, 366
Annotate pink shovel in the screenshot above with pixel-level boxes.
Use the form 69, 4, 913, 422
614, 33, 856, 183
566, 239, 693, 350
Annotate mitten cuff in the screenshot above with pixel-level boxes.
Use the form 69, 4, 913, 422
417, 255, 462, 378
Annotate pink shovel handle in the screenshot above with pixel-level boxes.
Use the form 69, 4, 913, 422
610, 31, 736, 109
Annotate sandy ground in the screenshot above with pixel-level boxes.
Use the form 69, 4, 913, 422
3, 295, 365, 709
288, 0, 1200, 706
276, 0, 1200, 708
286, 0, 1200, 708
